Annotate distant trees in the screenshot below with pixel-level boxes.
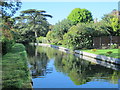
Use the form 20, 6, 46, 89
67, 8, 93, 25
101, 11, 120, 36
46, 19, 73, 44
62, 23, 92, 49
45, 8, 119, 49
99, 10, 120, 45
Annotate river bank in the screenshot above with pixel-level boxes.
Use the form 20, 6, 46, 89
2, 43, 32, 89
34, 43, 120, 65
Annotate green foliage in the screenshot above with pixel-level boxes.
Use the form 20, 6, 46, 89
0, 0, 22, 54
2, 43, 31, 88
19, 9, 52, 43
63, 23, 93, 49
37, 36, 48, 43
13, 9, 52, 43
110, 44, 118, 49
46, 19, 73, 44
0, 0, 22, 21
67, 8, 93, 25
46, 16, 119, 49
53, 19, 73, 34
46, 31, 57, 43
2, 36, 14, 55
101, 12, 120, 36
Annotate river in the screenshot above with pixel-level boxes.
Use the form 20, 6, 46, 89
26, 45, 120, 88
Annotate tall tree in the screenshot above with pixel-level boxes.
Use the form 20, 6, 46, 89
67, 8, 93, 25
21, 9, 52, 43
14, 14, 50, 43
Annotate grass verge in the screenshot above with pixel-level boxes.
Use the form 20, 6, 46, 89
2, 43, 32, 89
81, 49, 120, 58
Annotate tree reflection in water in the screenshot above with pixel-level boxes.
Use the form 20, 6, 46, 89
26, 45, 120, 85
26, 45, 50, 78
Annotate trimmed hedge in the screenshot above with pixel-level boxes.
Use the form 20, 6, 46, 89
2, 43, 32, 89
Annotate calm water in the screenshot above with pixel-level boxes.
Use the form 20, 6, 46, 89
26, 45, 120, 88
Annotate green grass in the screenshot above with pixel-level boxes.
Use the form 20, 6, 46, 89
81, 49, 120, 58
2, 43, 31, 89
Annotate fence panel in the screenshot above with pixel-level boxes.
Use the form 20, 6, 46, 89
93, 36, 120, 49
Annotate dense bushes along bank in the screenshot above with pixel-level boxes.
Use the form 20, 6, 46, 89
2, 43, 32, 89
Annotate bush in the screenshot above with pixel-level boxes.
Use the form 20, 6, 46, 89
37, 36, 48, 43
106, 51, 113, 54
62, 24, 93, 49
2, 36, 14, 55
110, 44, 118, 49
57, 40, 63, 45
91, 49, 97, 52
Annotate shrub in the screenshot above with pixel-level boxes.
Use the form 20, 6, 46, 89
37, 36, 48, 43
2, 36, 14, 55
106, 51, 113, 54
57, 40, 63, 45
63, 24, 93, 49
91, 49, 97, 52
110, 44, 118, 49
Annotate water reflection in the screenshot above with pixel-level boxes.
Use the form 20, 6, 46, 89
26, 45, 120, 87
54, 51, 120, 85
26, 45, 50, 78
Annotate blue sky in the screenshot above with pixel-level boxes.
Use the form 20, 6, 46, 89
14, 2, 118, 25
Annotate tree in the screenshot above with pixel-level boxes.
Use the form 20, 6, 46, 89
100, 10, 120, 46
21, 9, 52, 44
67, 8, 93, 25
63, 23, 94, 49
0, 0, 22, 22
101, 9, 120, 36
0, 0, 22, 55
52, 19, 73, 40
14, 14, 51, 43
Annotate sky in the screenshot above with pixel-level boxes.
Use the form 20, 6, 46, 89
14, 1, 119, 25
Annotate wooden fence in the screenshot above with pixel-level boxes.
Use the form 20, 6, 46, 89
93, 36, 120, 49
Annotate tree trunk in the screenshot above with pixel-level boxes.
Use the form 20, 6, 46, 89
35, 30, 38, 45
100, 37, 102, 49
110, 35, 113, 48
110, 35, 112, 45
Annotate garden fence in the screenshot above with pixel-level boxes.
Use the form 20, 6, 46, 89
93, 36, 120, 49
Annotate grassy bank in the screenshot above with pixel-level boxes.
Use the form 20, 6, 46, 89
2, 43, 32, 89
81, 49, 120, 58
38, 43, 120, 58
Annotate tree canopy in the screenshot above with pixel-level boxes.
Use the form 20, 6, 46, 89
67, 8, 93, 25
0, 0, 22, 21
14, 9, 52, 43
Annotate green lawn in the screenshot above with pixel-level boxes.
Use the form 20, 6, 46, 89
81, 49, 120, 58
2, 43, 32, 89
